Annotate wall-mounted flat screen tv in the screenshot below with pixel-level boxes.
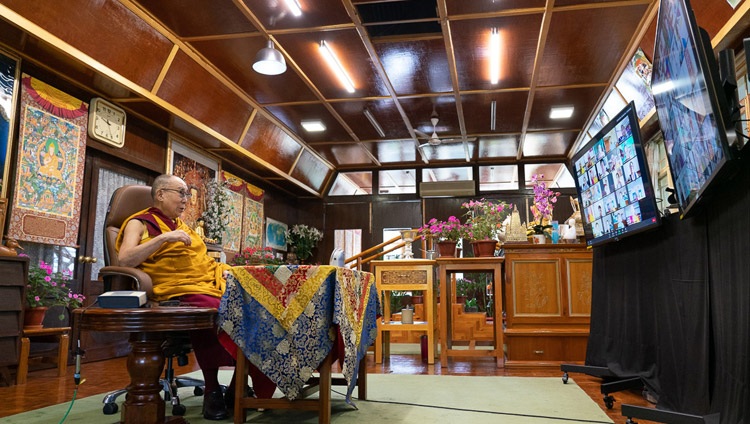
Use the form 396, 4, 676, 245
571, 101, 661, 247
651, 0, 735, 218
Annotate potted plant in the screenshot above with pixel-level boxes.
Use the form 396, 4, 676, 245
527, 174, 561, 243
461, 198, 511, 256
419, 216, 468, 258
285, 224, 323, 263
23, 257, 86, 328
464, 297, 479, 313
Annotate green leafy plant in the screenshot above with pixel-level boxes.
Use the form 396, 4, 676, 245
464, 298, 478, 308
23, 257, 85, 319
286, 224, 323, 261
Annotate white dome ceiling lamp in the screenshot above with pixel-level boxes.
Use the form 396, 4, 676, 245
253, 40, 287, 75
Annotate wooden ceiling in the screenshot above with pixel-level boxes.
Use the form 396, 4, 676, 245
0, 0, 743, 197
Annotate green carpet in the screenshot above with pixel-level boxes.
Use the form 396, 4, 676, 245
1, 371, 612, 424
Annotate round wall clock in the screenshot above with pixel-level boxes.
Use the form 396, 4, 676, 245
88, 97, 127, 148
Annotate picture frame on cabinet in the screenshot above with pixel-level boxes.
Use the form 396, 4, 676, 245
265, 217, 288, 251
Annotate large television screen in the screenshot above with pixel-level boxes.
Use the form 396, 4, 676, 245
571, 102, 661, 247
651, 0, 734, 218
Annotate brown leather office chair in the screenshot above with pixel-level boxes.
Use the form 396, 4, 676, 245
98, 184, 205, 416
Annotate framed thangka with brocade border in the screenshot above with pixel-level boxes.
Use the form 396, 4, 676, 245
167, 136, 218, 230
242, 197, 263, 250
7, 75, 87, 246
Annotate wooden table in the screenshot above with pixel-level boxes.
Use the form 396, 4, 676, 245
74, 306, 216, 424
436, 257, 504, 367
371, 259, 437, 364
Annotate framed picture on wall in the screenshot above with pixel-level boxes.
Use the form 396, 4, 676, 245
265, 217, 288, 251
167, 136, 219, 230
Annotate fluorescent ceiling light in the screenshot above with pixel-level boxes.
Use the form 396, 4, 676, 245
363, 109, 385, 137
283, 0, 302, 17
489, 28, 500, 85
550, 106, 574, 119
490, 100, 497, 131
319, 40, 355, 93
252, 40, 287, 75
301, 120, 326, 132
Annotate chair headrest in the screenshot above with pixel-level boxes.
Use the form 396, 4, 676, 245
105, 185, 153, 230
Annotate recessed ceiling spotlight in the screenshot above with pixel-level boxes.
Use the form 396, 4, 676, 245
550, 106, 574, 120
301, 120, 326, 132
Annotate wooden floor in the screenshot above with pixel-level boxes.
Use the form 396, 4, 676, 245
0, 351, 658, 423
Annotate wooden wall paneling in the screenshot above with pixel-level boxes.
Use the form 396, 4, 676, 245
567, 257, 593, 317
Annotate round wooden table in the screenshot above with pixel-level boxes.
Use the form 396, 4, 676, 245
74, 306, 216, 424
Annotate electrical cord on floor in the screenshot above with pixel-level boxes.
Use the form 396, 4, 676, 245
333, 388, 612, 424
58, 301, 97, 423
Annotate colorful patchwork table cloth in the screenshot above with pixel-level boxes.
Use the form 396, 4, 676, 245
218, 265, 378, 401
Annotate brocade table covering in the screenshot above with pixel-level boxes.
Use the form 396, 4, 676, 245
218, 265, 378, 401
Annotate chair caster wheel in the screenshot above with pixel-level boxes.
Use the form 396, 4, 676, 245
172, 404, 186, 416
604, 395, 615, 409
562, 372, 569, 384
103, 402, 118, 415
194, 386, 204, 396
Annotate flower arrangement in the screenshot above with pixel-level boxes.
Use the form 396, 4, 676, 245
230, 246, 283, 266
419, 216, 468, 242
461, 198, 511, 240
286, 224, 323, 261
24, 258, 85, 320
528, 174, 561, 236
202, 179, 233, 244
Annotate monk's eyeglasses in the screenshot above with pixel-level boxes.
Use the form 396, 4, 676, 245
161, 188, 192, 199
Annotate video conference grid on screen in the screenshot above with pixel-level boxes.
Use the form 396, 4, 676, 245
574, 115, 647, 240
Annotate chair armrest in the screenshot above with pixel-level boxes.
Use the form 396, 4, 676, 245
98, 265, 154, 297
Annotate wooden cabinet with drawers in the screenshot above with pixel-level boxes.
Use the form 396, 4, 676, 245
0, 256, 29, 384
503, 243, 592, 367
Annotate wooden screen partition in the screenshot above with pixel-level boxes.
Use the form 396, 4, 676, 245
503, 243, 592, 367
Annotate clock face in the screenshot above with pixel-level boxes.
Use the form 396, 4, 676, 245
88, 98, 126, 148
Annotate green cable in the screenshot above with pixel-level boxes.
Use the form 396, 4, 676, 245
57, 388, 77, 424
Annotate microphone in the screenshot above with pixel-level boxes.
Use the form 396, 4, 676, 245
74, 340, 82, 386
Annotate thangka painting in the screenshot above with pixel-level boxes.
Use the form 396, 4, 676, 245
221, 188, 243, 253
168, 137, 218, 230
221, 170, 265, 251
242, 197, 263, 250
7, 75, 87, 246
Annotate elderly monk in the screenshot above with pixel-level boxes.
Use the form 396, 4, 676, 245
116, 174, 243, 420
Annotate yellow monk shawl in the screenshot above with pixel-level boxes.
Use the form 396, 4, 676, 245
115, 207, 231, 302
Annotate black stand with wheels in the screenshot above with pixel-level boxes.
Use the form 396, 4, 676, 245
621, 405, 720, 424
560, 364, 643, 410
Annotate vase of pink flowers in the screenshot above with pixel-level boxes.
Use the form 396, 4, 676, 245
420, 216, 468, 257
528, 174, 561, 240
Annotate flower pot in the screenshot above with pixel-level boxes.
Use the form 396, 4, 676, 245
532, 234, 546, 244
471, 240, 497, 257
436, 241, 457, 258
23, 306, 48, 330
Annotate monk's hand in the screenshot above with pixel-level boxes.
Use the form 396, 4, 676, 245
165, 230, 192, 246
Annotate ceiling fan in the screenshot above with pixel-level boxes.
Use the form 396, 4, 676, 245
415, 111, 474, 149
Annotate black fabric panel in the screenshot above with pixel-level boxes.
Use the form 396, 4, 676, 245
586, 212, 711, 414
706, 156, 750, 422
